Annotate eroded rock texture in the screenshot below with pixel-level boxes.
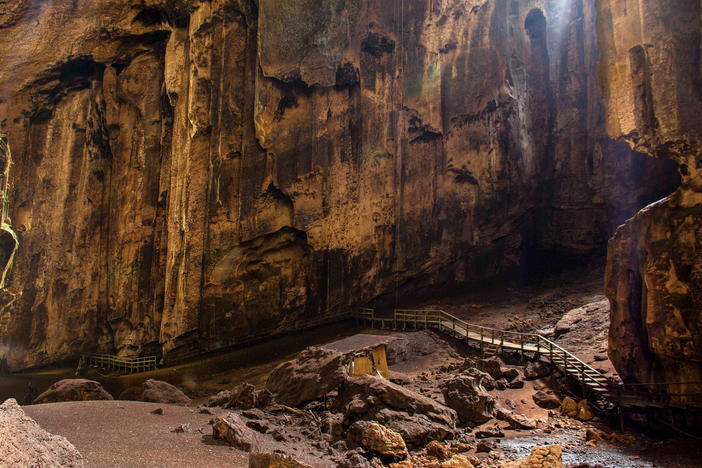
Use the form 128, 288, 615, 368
0, 0, 679, 369
597, 0, 702, 399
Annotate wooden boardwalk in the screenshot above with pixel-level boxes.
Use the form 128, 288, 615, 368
352, 308, 701, 413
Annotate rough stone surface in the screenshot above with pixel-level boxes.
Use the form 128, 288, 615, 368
33, 379, 113, 404
596, 0, 702, 401
441, 372, 495, 426
266, 346, 347, 408
504, 444, 563, 468
120, 379, 191, 405
248, 453, 312, 468
532, 391, 561, 410
346, 421, 407, 461
0, 398, 83, 467
0, 0, 679, 371
335, 374, 456, 446
213, 413, 258, 451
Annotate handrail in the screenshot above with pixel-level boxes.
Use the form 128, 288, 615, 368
82, 353, 157, 374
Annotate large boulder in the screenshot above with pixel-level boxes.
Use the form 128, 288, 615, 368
266, 346, 347, 407
346, 421, 407, 462
120, 379, 191, 405
0, 398, 83, 467
334, 375, 456, 446
33, 379, 113, 404
227, 383, 274, 410
213, 413, 258, 451
441, 372, 496, 426
532, 391, 561, 410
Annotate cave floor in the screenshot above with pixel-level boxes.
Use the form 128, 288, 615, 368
15, 265, 702, 467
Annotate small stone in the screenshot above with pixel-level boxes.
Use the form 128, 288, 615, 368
150, 407, 163, 415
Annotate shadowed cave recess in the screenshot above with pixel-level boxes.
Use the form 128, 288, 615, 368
0, 0, 698, 417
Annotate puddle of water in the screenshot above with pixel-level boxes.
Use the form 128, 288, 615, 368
500, 430, 701, 468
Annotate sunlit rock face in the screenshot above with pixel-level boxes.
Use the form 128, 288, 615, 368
597, 0, 702, 398
0, 0, 678, 369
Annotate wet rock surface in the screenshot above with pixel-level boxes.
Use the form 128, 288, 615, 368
0, 398, 83, 467
33, 379, 113, 404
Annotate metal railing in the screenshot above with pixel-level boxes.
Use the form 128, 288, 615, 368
82, 353, 157, 374
353, 308, 622, 405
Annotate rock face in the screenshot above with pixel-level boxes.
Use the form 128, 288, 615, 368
0, 398, 83, 467
441, 372, 496, 425
596, 0, 702, 401
266, 346, 347, 407
33, 379, 113, 404
0, 0, 680, 369
334, 374, 456, 446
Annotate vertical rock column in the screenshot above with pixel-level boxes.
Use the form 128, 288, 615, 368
597, 0, 702, 400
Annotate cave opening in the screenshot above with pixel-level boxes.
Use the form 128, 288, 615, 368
1, 0, 701, 459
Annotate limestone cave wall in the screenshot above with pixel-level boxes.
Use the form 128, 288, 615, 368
597, 0, 702, 396
0, 0, 679, 369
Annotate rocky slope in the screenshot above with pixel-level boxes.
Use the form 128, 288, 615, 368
597, 0, 702, 400
0, 0, 679, 369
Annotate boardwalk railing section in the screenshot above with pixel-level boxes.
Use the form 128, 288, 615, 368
352, 307, 695, 412
82, 353, 157, 374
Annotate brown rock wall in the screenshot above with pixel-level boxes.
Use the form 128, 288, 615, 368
597, 0, 702, 399
0, 0, 680, 369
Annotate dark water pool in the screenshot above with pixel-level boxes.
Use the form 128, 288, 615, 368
0, 321, 363, 403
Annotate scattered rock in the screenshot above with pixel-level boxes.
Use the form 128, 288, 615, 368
248, 453, 312, 468
347, 421, 407, 461
198, 406, 213, 415
502, 368, 521, 382
172, 423, 192, 433
33, 379, 113, 404
335, 375, 456, 446
426, 440, 452, 461
476, 440, 495, 453
207, 390, 232, 407
576, 400, 594, 421
474, 421, 505, 439
150, 407, 163, 415
585, 428, 605, 443
533, 391, 561, 409
504, 444, 563, 468
266, 346, 347, 407
338, 453, 373, 468
525, 361, 551, 380
593, 354, 607, 362
213, 413, 257, 451
477, 358, 504, 380
497, 408, 537, 430
0, 398, 84, 467
441, 373, 495, 425
561, 397, 578, 418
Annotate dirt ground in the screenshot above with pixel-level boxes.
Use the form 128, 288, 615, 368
14, 266, 702, 467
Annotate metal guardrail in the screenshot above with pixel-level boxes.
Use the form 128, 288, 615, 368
82, 353, 157, 374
